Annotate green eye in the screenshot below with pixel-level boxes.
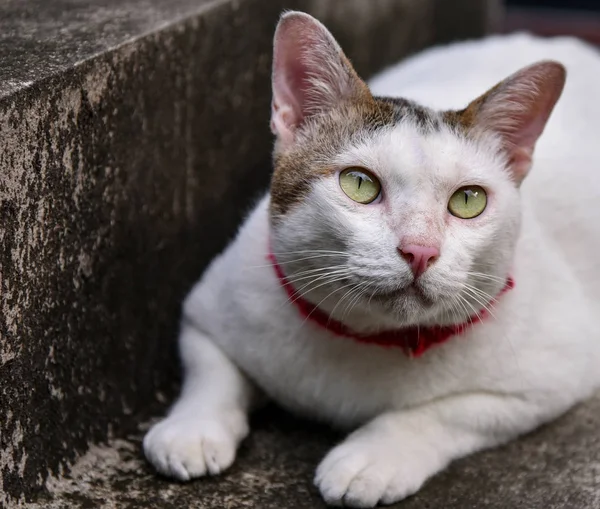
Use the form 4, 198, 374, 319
339, 168, 381, 204
448, 186, 487, 219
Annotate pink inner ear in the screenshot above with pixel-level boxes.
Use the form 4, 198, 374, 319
273, 59, 307, 128
271, 16, 331, 138
270, 12, 362, 146
506, 75, 563, 144
505, 98, 556, 180
474, 61, 565, 183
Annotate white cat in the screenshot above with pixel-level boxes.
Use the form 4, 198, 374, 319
143, 11, 600, 507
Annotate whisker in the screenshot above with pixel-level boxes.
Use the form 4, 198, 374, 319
272, 271, 350, 312
453, 294, 476, 325
462, 281, 499, 303
463, 283, 500, 305
284, 265, 349, 284
248, 253, 347, 269
456, 294, 482, 326
270, 249, 349, 255
461, 287, 497, 320
288, 273, 351, 307
446, 295, 463, 325
466, 271, 508, 284
328, 282, 364, 323
340, 280, 372, 320
283, 271, 349, 291
297, 280, 361, 332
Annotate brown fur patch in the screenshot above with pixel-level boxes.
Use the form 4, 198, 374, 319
269, 94, 440, 219
269, 91, 391, 218
442, 83, 501, 131
269, 13, 443, 220
379, 97, 439, 130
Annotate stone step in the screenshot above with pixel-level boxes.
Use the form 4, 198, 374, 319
29, 396, 600, 508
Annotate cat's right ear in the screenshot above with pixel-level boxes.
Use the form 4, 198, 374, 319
455, 61, 566, 184
271, 11, 370, 149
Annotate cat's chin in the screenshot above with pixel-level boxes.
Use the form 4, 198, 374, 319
364, 282, 474, 328
373, 283, 434, 307
368, 283, 444, 323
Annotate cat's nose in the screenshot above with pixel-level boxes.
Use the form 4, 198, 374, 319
398, 244, 439, 278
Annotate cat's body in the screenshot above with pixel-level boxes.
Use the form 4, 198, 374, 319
144, 16, 600, 507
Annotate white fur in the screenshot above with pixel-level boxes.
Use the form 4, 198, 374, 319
144, 31, 600, 507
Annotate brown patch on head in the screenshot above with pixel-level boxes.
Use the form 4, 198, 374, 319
378, 97, 440, 131
269, 92, 393, 219
268, 11, 442, 220
270, 94, 441, 219
442, 82, 502, 132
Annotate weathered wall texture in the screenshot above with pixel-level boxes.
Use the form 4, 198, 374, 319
0, 0, 501, 504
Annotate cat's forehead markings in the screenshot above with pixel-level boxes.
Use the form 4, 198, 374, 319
377, 97, 441, 132
441, 85, 500, 131
270, 96, 441, 218
271, 97, 392, 217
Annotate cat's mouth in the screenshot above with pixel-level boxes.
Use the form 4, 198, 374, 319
371, 281, 436, 307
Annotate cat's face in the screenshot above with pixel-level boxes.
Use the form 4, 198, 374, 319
268, 12, 564, 329
271, 113, 519, 327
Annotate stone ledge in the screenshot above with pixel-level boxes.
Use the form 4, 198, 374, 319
31, 393, 600, 508
0, 0, 220, 99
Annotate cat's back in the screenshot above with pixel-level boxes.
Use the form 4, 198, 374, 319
369, 33, 599, 118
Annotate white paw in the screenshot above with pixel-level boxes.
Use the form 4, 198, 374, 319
315, 438, 437, 508
143, 413, 247, 481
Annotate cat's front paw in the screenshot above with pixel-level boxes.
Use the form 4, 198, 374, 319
315, 438, 436, 507
143, 413, 247, 481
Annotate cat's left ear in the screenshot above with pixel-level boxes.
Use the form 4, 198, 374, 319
457, 61, 566, 184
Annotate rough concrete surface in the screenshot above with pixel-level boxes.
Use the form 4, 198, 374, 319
0, 0, 217, 100
30, 393, 600, 508
3, 0, 490, 504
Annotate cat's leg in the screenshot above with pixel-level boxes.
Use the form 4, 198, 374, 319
143, 320, 257, 480
315, 392, 560, 507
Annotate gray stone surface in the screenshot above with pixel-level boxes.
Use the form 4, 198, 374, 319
29, 393, 600, 508
0, 0, 215, 99
2, 0, 491, 505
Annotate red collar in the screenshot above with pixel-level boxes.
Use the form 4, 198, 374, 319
268, 252, 514, 357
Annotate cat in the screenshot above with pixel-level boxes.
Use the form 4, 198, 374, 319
143, 11, 600, 507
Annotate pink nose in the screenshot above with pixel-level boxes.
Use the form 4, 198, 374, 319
398, 244, 439, 278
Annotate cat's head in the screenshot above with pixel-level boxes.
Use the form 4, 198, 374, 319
268, 11, 565, 330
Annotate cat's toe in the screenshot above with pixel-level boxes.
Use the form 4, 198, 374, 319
143, 416, 238, 480
202, 430, 237, 475
315, 441, 428, 507
315, 448, 368, 506
344, 464, 391, 508
167, 453, 202, 481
